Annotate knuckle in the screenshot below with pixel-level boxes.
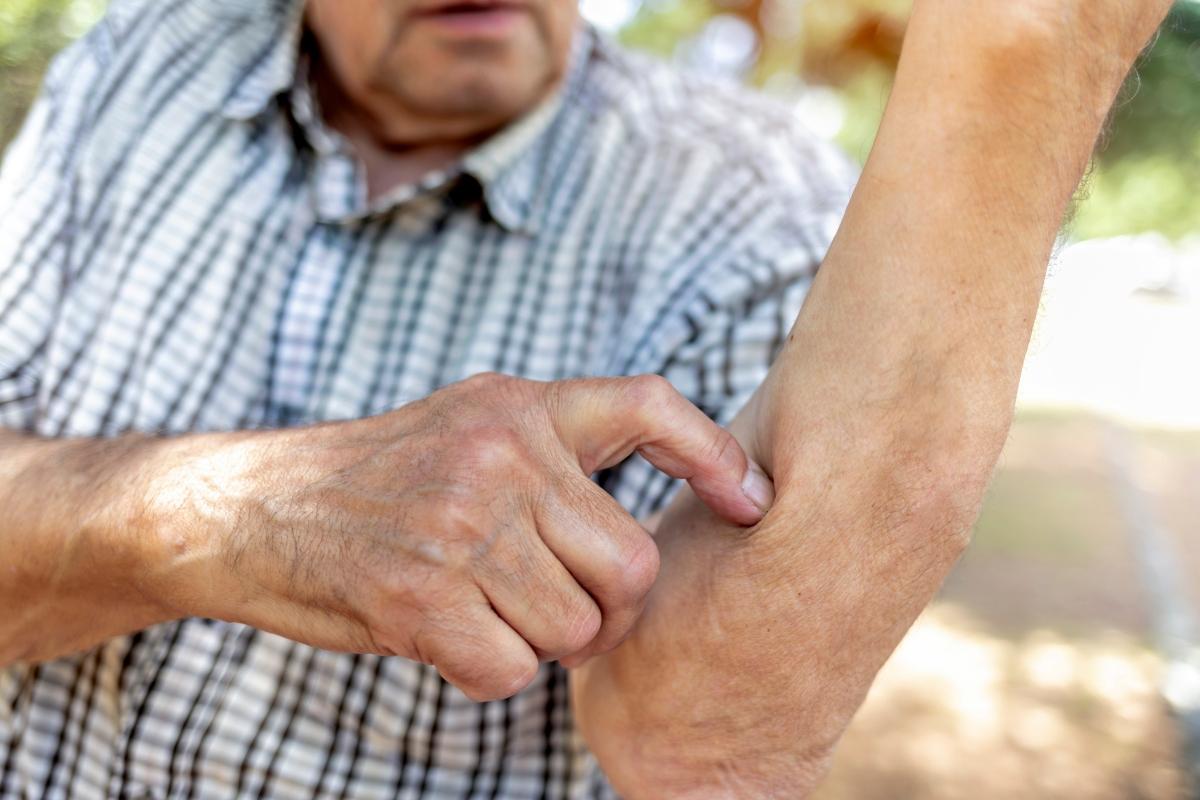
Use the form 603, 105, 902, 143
458, 649, 538, 702
618, 535, 661, 599
704, 427, 743, 473
468, 425, 532, 474
459, 371, 508, 392
498, 654, 540, 697
460, 372, 540, 414
549, 597, 602, 654
623, 374, 676, 413
589, 533, 660, 611
415, 608, 539, 701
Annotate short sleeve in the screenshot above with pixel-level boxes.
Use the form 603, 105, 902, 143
599, 205, 847, 521
0, 27, 107, 430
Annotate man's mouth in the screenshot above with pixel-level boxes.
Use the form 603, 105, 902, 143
413, 0, 529, 37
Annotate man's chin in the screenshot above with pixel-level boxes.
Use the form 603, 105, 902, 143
395, 66, 554, 122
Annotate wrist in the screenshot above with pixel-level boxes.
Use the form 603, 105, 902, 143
135, 431, 255, 622
12, 435, 182, 659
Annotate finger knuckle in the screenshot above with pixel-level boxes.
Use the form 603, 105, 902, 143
623, 374, 676, 413
459, 649, 539, 702
705, 427, 743, 472
468, 425, 532, 474
461, 372, 541, 412
458, 372, 512, 395
616, 535, 661, 600
550, 596, 602, 654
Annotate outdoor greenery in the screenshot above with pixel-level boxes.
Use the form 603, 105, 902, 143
619, 0, 1200, 240
0, 0, 105, 147
1075, 4, 1200, 239
1, 0, 1197, 239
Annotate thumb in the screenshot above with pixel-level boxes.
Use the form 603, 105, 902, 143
552, 375, 775, 526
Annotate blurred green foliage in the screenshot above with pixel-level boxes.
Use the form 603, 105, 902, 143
1076, 4, 1200, 239
0, 0, 105, 147
619, 0, 1200, 240
0, 0, 1196, 239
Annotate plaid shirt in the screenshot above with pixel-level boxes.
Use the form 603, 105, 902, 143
0, 0, 854, 797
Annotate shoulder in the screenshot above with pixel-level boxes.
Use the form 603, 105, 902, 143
576, 33, 858, 222
27, 0, 299, 186
562, 36, 859, 371
39, 0, 295, 127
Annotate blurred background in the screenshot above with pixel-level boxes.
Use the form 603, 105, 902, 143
3, 0, 1198, 797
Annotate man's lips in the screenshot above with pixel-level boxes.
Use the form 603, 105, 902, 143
412, 0, 530, 36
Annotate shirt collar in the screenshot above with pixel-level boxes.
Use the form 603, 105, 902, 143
218, 0, 307, 121
216, 4, 596, 235
462, 28, 594, 235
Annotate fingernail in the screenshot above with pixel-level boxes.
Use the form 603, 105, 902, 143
741, 461, 775, 515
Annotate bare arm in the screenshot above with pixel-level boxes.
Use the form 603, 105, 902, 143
0, 429, 173, 664
0, 375, 771, 696
569, 2, 1174, 796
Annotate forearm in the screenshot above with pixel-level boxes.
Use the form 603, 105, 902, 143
0, 429, 171, 663
573, 4, 1170, 796
756, 0, 1147, 488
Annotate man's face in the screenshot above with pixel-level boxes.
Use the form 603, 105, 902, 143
305, 0, 579, 137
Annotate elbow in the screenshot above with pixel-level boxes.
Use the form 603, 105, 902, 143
882, 418, 1009, 554
771, 411, 1010, 556
888, 453, 994, 557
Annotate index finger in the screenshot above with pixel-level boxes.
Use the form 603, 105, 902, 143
553, 375, 775, 527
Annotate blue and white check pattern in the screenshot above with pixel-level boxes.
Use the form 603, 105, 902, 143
0, 0, 854, 796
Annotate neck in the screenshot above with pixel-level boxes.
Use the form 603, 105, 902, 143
311, 60, 501, 201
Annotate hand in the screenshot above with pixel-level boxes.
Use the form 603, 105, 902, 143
145, 372, 774, 701
569, 413, 977, 799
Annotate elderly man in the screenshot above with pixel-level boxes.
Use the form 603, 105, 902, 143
0, 0, 1170, 797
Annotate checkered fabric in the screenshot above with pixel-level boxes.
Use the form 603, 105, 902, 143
0, 0, 854, 797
